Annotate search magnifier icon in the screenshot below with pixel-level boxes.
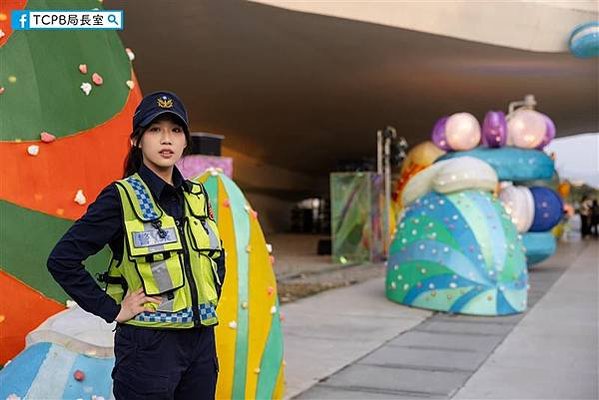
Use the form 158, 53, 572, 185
107, 14, 117, 25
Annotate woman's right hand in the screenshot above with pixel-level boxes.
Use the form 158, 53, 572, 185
115, 288, 162, 323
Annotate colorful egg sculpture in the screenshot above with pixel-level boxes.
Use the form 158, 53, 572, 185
437, 147, 555, 182
499, 185, 535, 233
0, 0, 142, 365
529, 187, 564, 232
507, 109, 546, 149
387, 190, 528, 316
482, 111, 507, 148
193, 170, 285, 400
522, 232, 557, 266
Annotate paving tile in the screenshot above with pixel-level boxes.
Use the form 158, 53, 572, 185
359, 345, 488, 372
320, 364, 469, 397
389, 330, 502, 353
414, 319, 515, 336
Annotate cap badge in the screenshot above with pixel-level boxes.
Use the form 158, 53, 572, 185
157, 95, 173, 109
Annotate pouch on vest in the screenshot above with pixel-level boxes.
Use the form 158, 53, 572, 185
183, 182, 222, 259
199, 254, 220, 306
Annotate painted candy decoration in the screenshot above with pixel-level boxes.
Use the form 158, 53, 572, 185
387, 190, 528, 316
522, 231, 556, 266
529, 187, 564, 232
482, 111, 507, 148
193, 170, 285, 400
437, 147, 555, 182
499, 185, 535, 233
507, 109, 546, 149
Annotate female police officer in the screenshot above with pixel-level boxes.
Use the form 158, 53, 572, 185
47, 91, 225, 399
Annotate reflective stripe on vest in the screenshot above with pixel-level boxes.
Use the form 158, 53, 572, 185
125, 175, 162, 220
202, 219, 220, 249
133, 304, 216, 324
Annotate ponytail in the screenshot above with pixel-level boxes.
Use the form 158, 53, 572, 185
122, 127, 145, 178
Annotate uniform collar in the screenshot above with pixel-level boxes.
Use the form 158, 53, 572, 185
138, 163, 191, 198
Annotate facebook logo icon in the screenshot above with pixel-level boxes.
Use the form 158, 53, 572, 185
11, 11, 29, 30
10, 10, 123, 30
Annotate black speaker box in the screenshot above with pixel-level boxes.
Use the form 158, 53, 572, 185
190, 132, 224, 156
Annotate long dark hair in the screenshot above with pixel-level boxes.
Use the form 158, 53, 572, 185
122, 114, 191, 178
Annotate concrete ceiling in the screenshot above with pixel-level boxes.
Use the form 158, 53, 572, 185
107, 0, 599, 174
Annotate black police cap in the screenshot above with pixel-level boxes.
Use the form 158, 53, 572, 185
133, 91, 190, 133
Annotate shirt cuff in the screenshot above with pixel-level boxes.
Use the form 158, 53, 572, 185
100, 299, 121, 324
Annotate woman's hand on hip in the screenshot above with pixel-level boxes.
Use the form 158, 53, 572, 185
115, 288, 162, 323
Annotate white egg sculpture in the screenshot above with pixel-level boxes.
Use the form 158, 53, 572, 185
499, 185, 535, 232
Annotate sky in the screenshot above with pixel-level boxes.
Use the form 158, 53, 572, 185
546, 132, 599, 188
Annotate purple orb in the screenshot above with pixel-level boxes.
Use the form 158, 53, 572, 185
431, 116, 451, 151
482, 111, 507, 148
536, 114, 556, 149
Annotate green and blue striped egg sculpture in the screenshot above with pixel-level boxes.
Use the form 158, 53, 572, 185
387, 190, 528, 315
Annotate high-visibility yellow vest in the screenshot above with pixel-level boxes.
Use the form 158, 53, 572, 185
104, 173, 222, 328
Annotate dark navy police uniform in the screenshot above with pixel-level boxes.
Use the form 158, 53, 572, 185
48, 164, 224, 399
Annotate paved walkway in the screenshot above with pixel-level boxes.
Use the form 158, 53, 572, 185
282, 240, 598, 399
281, 277, 432, 398
454, 240, 598, 400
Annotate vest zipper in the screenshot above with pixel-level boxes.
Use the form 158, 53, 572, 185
176, 218, 200, 326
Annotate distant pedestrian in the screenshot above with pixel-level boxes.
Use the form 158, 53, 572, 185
580, 196, 592, 238
591, 199, 599, 238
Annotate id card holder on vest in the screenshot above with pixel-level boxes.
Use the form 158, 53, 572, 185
132, 227, 178, 248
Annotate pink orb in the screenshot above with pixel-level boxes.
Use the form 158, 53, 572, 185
508, 109, 546, 149
445, 113, 481, 151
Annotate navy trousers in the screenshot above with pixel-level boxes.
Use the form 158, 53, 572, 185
112, 324, 218, 399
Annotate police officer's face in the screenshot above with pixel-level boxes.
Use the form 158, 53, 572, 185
137, 117, 187, 172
